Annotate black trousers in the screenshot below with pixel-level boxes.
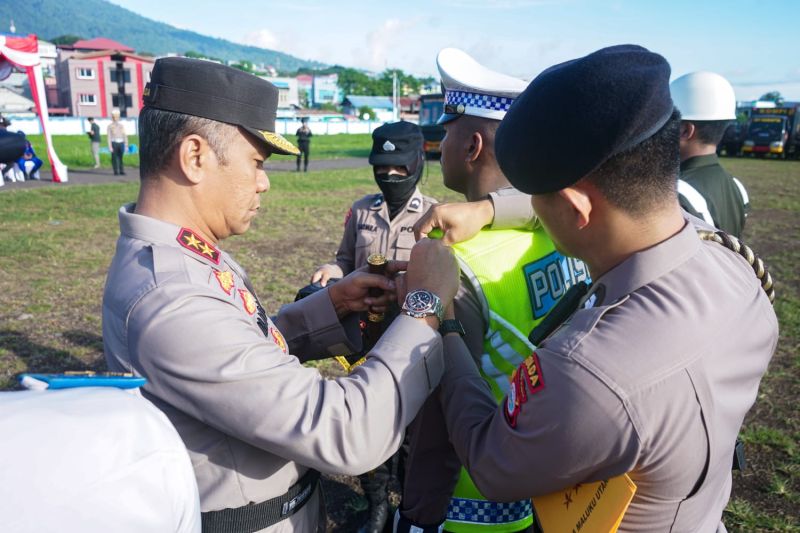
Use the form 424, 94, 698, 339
296, 142, 310, 171
111, 142, 125, 174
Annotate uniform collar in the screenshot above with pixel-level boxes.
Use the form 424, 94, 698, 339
118, 203, 224, 267
367, 187, 425, 214
584, 218, 700, 307
406, 187, 425, 213
680, 153, 720, 172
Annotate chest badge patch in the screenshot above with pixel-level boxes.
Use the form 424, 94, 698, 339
270, 327, 288, 354
505, 352, 545, 428
213, 270, 235, 295
238, 289, 258, 316
177, 227, 220, 264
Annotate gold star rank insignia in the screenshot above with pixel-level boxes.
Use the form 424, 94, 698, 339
238, 289, 257, 315
176, 228, 220, 264
214, 270, 235, 295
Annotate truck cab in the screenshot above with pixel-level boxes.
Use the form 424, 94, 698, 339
419, 94, 445, 158
742, 105, 800, 158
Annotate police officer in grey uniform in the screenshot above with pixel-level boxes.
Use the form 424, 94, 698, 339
397, 45, 778, 532
102, 57, 460, 533
671, 71, 749, 238
310, 121, 436, 533
312, 121, 437, 286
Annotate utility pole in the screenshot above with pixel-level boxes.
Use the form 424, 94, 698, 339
392, 70, 398, 122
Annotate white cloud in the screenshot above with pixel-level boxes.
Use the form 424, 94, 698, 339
353, 17, 425, 71
241, 29, 279, 51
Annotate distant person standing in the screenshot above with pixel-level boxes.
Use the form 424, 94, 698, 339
107, 109, 128, 175
87, 117, 101, 168
671, 72, 749, 238
295, 117, 312, 172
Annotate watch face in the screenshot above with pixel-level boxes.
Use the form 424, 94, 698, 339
407, 290, 433, 311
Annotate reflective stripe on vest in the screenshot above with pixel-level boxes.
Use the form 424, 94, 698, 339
732, 176, 750, 207
678, 179, 714, 226
446, 228, 589, 532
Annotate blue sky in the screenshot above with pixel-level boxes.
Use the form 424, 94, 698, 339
109, 0, 800, 100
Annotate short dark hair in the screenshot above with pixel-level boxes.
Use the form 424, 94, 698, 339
586, 109, 681, 216
690, 119, 731, 145
138, 107, 236, 179
87, 117, 94, 122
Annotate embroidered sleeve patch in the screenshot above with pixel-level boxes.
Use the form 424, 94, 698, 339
269, 326, 288, 354
505, 352, 545, 427
238, 289, 257, 316
213, 270, 235, 295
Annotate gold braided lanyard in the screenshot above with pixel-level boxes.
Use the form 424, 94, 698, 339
697, 230, 776, 304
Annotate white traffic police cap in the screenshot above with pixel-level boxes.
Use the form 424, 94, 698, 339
670, 71, 736, 121
436, 47, 529, 124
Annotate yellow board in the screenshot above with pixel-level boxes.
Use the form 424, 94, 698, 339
532, 474, 636, 533
335, 355, 366, 373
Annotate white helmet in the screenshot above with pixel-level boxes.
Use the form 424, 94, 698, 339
670, 71, 736, 121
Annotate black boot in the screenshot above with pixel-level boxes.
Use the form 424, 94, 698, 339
363, 497, 389, 533
359, 467, 390, 533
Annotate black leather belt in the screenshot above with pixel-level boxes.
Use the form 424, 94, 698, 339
202, 469, 321, 533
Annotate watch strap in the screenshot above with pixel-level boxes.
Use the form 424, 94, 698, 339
438, 319, 465, 337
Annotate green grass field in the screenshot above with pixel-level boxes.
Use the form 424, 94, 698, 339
0, 156, 797, 531
24, 132, 373, 172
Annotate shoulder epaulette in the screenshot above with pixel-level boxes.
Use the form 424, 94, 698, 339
176, 227, 220, 264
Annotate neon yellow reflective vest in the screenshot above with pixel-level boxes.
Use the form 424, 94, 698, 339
445, 227, 589, 533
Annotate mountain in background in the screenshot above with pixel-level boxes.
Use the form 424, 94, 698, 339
0, 0, 323, 71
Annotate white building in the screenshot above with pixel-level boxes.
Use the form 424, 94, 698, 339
261, 76, 300, 109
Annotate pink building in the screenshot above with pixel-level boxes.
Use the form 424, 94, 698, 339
55, 38, 154, 118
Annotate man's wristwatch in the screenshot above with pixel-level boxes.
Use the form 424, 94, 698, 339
402, 289, 445, 323
438, 319, 465, 337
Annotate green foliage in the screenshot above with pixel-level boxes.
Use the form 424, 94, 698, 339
231, 60, 255, 73
760, 91, 785, 105
305, 66, 435, 97
49, 34, 83, 45
357, 106, 376, 120
0, 0, 322, 71
298, 88, 310, 108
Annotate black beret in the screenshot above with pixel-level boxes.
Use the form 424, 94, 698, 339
369, 121, 424, 167
143, 57, 299, 155
496, 44, 673, 194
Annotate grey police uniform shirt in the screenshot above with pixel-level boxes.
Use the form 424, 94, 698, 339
102, 204, 445, 532
434, 216, 778, 531
334, 187, 437, 274
678, 154, 747, 238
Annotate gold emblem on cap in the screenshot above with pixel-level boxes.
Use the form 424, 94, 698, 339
456, 104, 465, 114
260, 130, 300, 155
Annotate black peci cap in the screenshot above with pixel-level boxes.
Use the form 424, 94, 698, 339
496, 44, 674, 195
368, 121, 424, 167
143, 57, 299, 155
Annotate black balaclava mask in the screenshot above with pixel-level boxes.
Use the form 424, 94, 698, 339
374, 153, 424, 220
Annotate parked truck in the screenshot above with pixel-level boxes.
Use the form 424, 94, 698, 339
418, 93, 445, 158
742, 104, 800, 158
